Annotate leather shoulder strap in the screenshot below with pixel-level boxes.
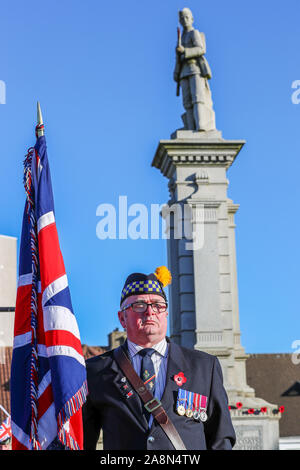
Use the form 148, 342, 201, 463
113, 346, 186, 451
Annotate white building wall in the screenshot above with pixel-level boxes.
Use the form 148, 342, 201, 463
279, 437, 300, 450
0, 235, 17, 348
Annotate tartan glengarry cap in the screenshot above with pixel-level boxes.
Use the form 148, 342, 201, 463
120, 266, 172, 306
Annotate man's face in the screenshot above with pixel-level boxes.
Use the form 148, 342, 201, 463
179, 10, 193, 29
118, 293, 168, 346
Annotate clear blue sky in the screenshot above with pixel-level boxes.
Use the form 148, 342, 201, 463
1, 0, 300, 353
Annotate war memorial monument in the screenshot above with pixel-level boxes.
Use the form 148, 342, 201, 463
151, 7, 280, 450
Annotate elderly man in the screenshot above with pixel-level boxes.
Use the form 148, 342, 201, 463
82, 266, 235, 450
174, 8, 216, 132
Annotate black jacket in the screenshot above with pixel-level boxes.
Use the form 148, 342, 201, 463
82, 339, 236, 450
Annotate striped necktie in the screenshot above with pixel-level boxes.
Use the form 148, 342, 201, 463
139, 348, 156, 392
139, 348, 156, 421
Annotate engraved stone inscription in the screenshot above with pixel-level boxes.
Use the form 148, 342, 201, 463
233, 425, 263, 450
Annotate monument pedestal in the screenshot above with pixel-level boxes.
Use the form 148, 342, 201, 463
231, 411, 280, 450
152, 129, 280, 450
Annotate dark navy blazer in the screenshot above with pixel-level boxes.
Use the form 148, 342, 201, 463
82, 339, 236, 450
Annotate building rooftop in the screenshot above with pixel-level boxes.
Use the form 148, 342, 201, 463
246, 353, 300, 437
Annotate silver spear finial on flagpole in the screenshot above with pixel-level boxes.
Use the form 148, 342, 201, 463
36, 101, 44, 137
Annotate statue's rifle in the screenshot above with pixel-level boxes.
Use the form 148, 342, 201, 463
175, 26, 182, 96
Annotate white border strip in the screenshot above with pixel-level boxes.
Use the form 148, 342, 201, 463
13, 332, 32, 349
42, 274, 68, 307
12, 421, 30, 449
47, 345, 85, 367
37, 344, 48, 357
37, 211, 55, 233
18, 273, 32, 287
38, 370, 52, 398
17, 273, 41, 292
43, 306, 80, 340
37, 403, 57, 450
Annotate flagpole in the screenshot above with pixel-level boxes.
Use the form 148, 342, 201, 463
36, 101, 44, 137
0, 405, 10, 418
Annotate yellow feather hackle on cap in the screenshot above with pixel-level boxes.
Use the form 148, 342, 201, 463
154, 266, 172, 287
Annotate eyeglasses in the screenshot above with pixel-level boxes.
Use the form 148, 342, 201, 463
121, 301, 168, 314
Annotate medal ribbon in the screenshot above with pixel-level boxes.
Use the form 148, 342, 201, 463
177, 388, 187, 410
200, 394, 207, 410
193, 393, 200, 412
182, 389, 187, 410
187, 391, 193, 411
176, 388, 182, 409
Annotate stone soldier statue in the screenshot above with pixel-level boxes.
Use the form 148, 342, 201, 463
174, 8, 216, 132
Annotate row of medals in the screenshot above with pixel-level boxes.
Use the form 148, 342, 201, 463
177, 404, 207, 422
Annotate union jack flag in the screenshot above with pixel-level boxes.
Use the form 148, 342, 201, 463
0, 417, 11, 442
10, 134, 88, 450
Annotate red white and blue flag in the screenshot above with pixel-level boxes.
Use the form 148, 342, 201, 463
10, 134, 88, 450
0, 417, 12, 442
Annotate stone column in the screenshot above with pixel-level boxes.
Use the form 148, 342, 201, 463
152, 129, 280, 449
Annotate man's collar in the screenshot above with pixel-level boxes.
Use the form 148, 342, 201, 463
127, 337, 168, 357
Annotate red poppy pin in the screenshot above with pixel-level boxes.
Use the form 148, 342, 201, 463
260, 407, 267, 413
279, 406, 285, 413
174, 372, 187, 386
236, 402, 243, 409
